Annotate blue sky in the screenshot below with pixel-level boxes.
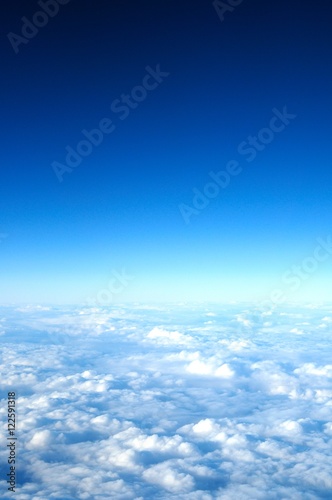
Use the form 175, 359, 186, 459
1, 0, 332, 304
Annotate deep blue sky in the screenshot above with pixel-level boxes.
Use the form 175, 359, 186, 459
1, 0, 332, 304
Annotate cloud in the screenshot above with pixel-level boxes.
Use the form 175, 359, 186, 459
27, 429, 53, 449
294, 363, 332, 377
218, 339, 253, 351
215, 363, 234, 378
142, 462, 195, 493
186, 358, 234, 378
146, 326, 192, 345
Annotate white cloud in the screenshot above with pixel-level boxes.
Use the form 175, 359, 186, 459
218, 339, 253, 351
186, 359, 213, 375
143, 462, 195, 493
146, 326, 192, 345
27, 429, 53, 449
215, 363, 234, 378
294, 363, 332, 377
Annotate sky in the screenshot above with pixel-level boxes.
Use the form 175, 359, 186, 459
1, 0, 332, 304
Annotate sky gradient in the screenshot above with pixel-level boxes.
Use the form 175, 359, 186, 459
1, 0, 332, 304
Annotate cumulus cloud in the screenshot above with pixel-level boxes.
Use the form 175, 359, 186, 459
143, 462, 195, 493
294, 363, 332, 377
27, 429, 53, 449
218, 338, 253, 351
146, 326, 192, 345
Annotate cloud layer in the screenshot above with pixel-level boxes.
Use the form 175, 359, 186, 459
0, 303, 332, 499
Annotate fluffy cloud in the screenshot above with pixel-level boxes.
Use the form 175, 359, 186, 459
27, 430, 53, 449
146, 326, 192, 345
